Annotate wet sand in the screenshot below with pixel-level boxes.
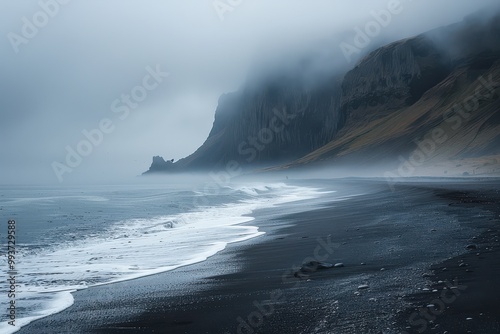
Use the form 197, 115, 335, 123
17, 178, 500, 334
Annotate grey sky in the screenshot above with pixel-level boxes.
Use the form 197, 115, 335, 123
0, 0, 497, 184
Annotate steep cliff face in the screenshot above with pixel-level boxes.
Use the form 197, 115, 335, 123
286, 58, 500, 167
155, 75, 345, 171
340, 36, 451, 124
145, 11, 500, 175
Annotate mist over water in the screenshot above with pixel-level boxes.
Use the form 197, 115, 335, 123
1, 0, 499, 184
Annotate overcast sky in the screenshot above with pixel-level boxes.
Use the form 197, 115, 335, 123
1, 0, 498, 184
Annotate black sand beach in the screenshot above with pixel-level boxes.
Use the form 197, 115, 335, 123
18, 178, 500, 334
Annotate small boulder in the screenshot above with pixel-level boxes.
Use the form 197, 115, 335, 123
294, 261, 334, 277
303, 261, 333, 270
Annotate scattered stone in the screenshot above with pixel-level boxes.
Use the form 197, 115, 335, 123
427, 304, 435, 308
358, 284, 369, 290
380, 268, 386, 271
459, 263, 466, 267
466, 317, 473, 321
369, 298, 377, 302
334, 263, 344, 268
442, 267, 447, 271
361, 262, 366, 265
466, 244, 477, 250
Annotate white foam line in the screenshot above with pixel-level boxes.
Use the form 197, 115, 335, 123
0, 184, 330, 333
0, 291, 75, 334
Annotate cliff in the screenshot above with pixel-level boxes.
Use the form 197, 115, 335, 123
145, 73, 345, 173
280, 11, 500, 174
340, 36, 451, 123
145, 10, 500, 176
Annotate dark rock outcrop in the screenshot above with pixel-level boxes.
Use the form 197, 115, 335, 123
144, 156, 176, 174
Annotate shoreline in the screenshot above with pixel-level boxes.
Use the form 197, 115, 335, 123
17, 178, 500, 333
6, 182, 321, 334
12, 182, 328, 334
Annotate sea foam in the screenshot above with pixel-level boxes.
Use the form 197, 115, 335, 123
0, 183, 324, 332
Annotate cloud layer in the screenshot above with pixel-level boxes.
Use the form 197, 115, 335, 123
1, 0, 498, 184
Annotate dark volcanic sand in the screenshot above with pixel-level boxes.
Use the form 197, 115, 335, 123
397, 185, 500, 334
17, 179, 500, 334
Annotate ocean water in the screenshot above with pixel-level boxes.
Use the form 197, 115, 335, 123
0, 182, 323, 333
